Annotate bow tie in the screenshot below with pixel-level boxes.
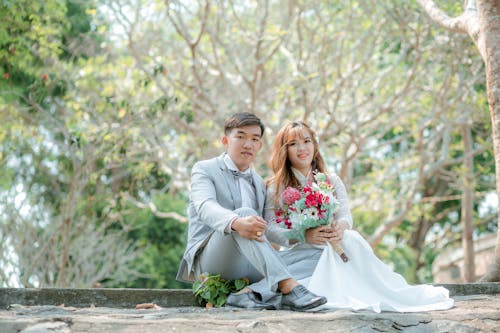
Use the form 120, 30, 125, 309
231, 170, 254, 185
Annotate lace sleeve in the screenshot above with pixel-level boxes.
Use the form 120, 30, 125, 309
264, 184, 290, 247
330, 174, 353, 228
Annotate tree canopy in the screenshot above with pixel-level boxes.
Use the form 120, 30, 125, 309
0, 0, 495, 288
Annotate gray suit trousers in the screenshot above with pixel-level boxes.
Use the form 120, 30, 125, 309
194, 207, 323, 302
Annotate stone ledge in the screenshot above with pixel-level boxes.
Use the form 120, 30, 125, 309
436, 282, 500, 296
0, 288, 197, 309
1, 282, 499, 309
2, 295, 499, 333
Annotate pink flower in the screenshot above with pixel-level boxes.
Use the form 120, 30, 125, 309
322, 194, 330, 204
281, 186, 301, 205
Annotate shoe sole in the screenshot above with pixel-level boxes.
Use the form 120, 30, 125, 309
226, 304, 276, 310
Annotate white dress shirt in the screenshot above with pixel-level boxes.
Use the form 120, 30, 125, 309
224, 154, 257, 210
223, 154, 258, 234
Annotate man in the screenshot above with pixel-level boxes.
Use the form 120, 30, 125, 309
176, 112, 326, 310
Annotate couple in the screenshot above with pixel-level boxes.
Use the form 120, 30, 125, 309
176, 112, 454, 312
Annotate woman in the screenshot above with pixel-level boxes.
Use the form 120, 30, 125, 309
264, 121, 454, 312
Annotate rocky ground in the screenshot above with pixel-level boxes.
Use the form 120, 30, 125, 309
1, 294, 499, 333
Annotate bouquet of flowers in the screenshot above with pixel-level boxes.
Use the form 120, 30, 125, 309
275, 172, 349, 262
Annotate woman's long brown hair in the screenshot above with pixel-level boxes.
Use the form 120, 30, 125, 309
267, 121, 328, 205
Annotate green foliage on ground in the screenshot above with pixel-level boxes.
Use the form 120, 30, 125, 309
193, 273, 249, 307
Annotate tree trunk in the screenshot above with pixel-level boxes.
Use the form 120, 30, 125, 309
418, 0, 500, 282
461, 124, 476, 282
477, 0, 500, 282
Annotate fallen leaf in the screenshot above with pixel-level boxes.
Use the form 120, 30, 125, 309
136, 303, 162, 310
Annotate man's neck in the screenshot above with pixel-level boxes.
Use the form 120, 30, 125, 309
224, 154, 250, 172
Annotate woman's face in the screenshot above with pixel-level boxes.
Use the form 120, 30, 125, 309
286, 127, 315, 174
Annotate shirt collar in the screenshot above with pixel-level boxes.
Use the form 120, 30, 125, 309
291, 167, 309, 186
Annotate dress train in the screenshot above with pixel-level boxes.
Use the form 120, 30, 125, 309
301, 230, 454, 313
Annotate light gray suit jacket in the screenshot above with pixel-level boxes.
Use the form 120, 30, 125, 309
176, 153, 266, 282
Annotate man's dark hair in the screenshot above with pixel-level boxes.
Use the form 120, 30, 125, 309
224, 112, 265, 137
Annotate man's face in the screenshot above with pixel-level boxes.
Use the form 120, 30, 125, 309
222, 125, 263, 171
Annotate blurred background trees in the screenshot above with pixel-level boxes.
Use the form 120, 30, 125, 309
0, 0, 495, 288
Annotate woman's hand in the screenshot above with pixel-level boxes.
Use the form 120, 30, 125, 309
305, 225, 334, 245
329, 220, 350, 245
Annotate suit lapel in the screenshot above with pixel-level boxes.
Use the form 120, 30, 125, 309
251, 173, 265, 214
217, 154, 242, 209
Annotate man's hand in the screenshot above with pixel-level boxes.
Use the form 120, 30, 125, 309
305, 225, 334, 245
231, 216, 267, 242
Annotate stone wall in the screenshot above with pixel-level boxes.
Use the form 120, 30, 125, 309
432, 233, 497, 283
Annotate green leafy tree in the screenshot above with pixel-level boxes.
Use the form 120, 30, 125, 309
0, 0, 494, 288
112, 192, 190, 289
0, 0, 145, 288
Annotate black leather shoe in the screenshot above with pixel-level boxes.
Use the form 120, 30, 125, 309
226, 292, 277, 310
281, 285, 327, 311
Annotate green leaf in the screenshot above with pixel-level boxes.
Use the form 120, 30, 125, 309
191, 273, 250, 307
234, 279, 247, 291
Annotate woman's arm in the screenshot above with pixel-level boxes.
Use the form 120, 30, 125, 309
263, 184, 291, 247
330, 174, 353, 230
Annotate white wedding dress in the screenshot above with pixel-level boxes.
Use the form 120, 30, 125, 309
300, 230, 454, 313
265, 169, 454, 313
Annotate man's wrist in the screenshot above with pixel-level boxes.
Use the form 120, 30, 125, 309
225, 217, 239, 234
230, 217, 239, 232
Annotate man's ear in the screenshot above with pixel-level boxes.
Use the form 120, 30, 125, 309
221, 135, 228, 146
